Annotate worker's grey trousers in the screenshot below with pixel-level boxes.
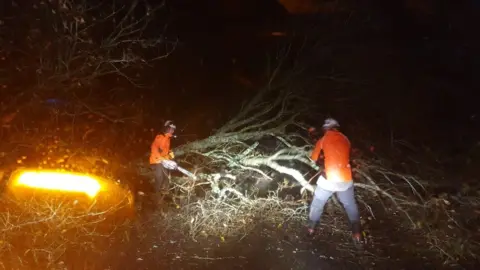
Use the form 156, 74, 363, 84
308, 185, 361, 234
151, 163, 169, 192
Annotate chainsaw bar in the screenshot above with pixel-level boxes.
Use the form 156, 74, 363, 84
176, 166, 197, 180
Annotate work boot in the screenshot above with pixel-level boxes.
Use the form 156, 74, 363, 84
352, 232, 362, 242
351, 222, 364, 248
352, 232, 365, 249
307, 220, 317, 236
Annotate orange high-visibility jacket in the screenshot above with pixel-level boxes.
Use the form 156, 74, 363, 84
311, 130, 352, 182
149, 134, 172, 164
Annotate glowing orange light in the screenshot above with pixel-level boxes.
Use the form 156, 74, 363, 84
11, 170, 103, 198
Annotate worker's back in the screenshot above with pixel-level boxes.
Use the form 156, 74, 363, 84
321, 130, 352, 182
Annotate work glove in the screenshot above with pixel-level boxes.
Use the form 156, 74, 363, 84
161, 160, 178, 170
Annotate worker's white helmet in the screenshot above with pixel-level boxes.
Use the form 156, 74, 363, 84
163, 120, 177, 135
164, 120, 176, 129
322, 118, 340, 130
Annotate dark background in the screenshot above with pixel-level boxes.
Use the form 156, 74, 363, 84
155, 0, 479, 155
1, 0, 479, 169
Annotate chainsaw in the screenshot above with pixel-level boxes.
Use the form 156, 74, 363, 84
161, 160, 197, 180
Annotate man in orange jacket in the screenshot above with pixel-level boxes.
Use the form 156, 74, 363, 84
308, 118, 363, 244
149, 120, 177, 196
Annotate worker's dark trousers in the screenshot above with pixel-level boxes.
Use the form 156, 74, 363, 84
309, 185, 361, 234
150, 163, 169, 193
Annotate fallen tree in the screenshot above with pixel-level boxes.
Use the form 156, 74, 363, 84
144, 54, 480, 267
172, 53, 317, 191
149, 55, 418, 236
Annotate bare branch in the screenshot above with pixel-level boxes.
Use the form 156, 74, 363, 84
29, 0, 174, 88
243, 157, 315, 193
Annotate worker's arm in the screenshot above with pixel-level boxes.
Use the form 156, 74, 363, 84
310, 137, 324, 162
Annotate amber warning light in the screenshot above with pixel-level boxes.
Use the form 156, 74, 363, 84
10, 170, 103, 198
